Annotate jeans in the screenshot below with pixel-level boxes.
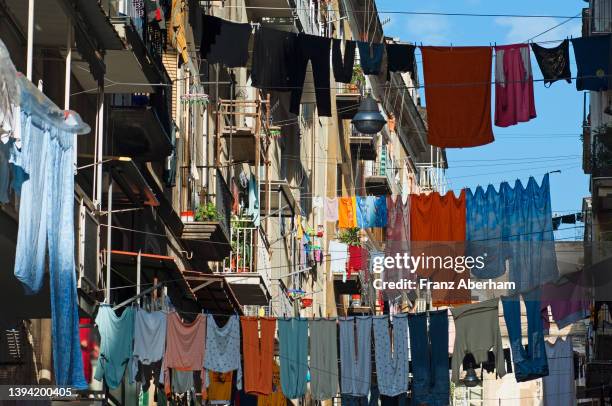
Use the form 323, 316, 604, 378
289, 33, 332, 117
12, 78, 90, 388
502, 291, 549, 382
332, 39, 356, 84
408, 310, 450, 406
357, 42, 384, 75
342, 394, 368, 406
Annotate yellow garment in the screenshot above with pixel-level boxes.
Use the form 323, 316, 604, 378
337, 197, 358, 228
170, 0, 189, 64
257, 362, 285, 406
206, 371, 233, 402
296, 216, 303, 239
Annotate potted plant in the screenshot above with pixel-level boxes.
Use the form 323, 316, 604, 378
337, 227, 361, 246
349, 65, 365, 92
194, 201, 220, 221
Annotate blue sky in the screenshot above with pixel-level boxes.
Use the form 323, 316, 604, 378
377, 0, 587, 240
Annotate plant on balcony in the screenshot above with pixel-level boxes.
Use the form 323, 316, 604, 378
337, 227, 361, 246
194, 202, 220, 221
350, 65, 365, 91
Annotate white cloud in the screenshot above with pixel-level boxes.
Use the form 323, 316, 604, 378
495, 16, 581, 44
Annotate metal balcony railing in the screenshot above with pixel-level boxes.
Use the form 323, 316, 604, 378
590, 0, 612, 34
223, 219, 271, 278
110, 93, 172, 136
416, 163, 447, 194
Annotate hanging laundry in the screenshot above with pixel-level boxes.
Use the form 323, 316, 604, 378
339, 316, 372, 397
289, 34, 332, 117
543, 338, 575, 406
257, 362, 286, 406
79, 318, 95, 383
94, 306, 135, 389
309, 319, 339, 400
540, 270, 590, 333
10, 77, 90, 389
530, 39, 572, 87
356, 196, 387, 228
502, 292, 549, 382
451, 298, 506, 383
170, 0, 188, 64
312, 196, 324, 208
204, 315, 243, 394
206, 371, 234, 403
338, 196, 358, 228
386, 43, 416, 80
0, 39, 20, 146
132, 309, 167, 385
409, 310, 449, 406
385, 196, 411, 285
251, 27, 298, 90
200, 15, 251, 68
278, 318, 308, 399
372, 314, 409, 396
332, 39, 356, 84
494, 43, 537, 127
248, 173, 260, 226
241, 317, 276, 395
466, 184, 505, 279
348, 245, 368, 278
357, 42, 384, 75
171, 369, 195, 394
329, 240, 349, 281
324, 197, 339, 222
421, 46, 494, 148
0, 141, 12, 203
410, 191, 470, 306
161, 312, 206, 394
571, 34, 612, 91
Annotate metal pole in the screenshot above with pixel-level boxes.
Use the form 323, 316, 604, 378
105, 180, 113, 302
95, 86, 105, 208
26, 0, 34, 80
136, 250, 141, 304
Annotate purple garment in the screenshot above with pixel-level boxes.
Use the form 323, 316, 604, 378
541, 271, 590, 333
384, 196, 411, 286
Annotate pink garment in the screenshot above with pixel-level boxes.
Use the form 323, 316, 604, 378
494, 44, 536, 127
541, 271, 591, 332
384, 196, 412, 282
162, 312, 207, 394
324, 197, 339, 222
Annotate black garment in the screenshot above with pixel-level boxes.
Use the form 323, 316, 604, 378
531, 39, 572, 87
552, 216, 562, 231
386, 43, 416, 79
332, 39, 356, 83
201, 15, 251, 68
462, 348, 513, 374
357, 41, 384, 75
251, 27, 298, 90
289, 33, 332, 117
200, 14, 222, 61
571, 34, 612, 91
135, 359, 163, 391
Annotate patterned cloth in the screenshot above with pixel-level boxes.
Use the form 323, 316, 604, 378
204, 315, 243, 392
372, 314, 409, 396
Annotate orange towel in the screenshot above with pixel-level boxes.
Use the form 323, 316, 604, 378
421, 46, 494, 148
241, 317, 276, 395
410, 191, 470, 306
338, 197, 358, 228
257, 362, 286, 406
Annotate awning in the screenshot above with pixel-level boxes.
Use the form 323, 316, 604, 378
259, 180, 297, 218
183, 270, 243, 314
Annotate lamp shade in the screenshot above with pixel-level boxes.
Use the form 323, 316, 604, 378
463, 368, 481, 387
351, 95, 386, 134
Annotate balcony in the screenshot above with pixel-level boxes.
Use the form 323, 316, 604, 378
350, 130, 377, 161
589, 0, 612, 34
218, 99, 268, 165
416, 163, 447, 193
219, 219, 272, 306
180, 169, 233, 262
364, 147, 397, 195
336, 66, 364, 119
110, 94, 173, 162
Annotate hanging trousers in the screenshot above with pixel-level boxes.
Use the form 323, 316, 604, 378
12, 94, 88, 389
241, 317, 276, 395
278, 318, 308, 399
408, 310, 449, 406
339, 316, 372, 396
309, 319, 339, 400
289, 33, 332, 117
502, 291, 549, 382
332, 39, 356, 83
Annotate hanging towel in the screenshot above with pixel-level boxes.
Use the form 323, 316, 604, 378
312, 196, 324, 208
450, 299, 506, 383
324, 197, 339, 222
204, 315, 243, 394
338, 196, 358, 228
11, 77, 90, 389
241, 317, 276, 395
543, 338, 575, 406
348, 245, 368, 278
571, 34, 612, 91
409, 310, 449, 406
372, 314, 409, 396
201, 15, 251, 68
161, 312, 206, 394
278, 318, 308, 399
357, 196, 386, 228
339, 316, 372, 396
421, 46, 494, 148
386, 43, 416, 80
329, 240, 349, 281
357, 42, 384, 75
494, 44, 537, 127
531, 39, 572, 87
502, 292, 549, 382
410, 191, 470, 306
94, 306, 135, 389
332, 39, 356, 83
309, 319, 339, 400
251, 27, 298, 90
